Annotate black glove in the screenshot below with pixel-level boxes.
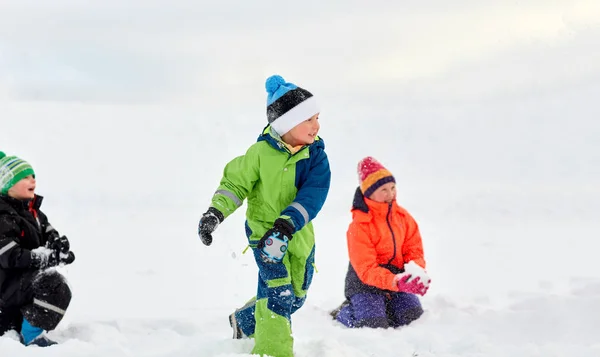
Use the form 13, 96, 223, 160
30, 249, 76, 268
45, 228, 61, 246
49, 235, 70, 254
198, 207, 224, 246
30, 249, 59, 269
59, 251, 76, 265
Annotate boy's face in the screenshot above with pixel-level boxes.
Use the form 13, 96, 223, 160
369, 182, 396, 204
282, 113, 320, 147
8, 175, 36, 200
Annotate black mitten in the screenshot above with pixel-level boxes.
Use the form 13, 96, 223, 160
198, 207, 224, 246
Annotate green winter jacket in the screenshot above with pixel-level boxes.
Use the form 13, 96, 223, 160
210, 125, 331, 253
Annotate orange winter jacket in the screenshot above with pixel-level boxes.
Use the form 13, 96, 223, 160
347, 188, 426, 293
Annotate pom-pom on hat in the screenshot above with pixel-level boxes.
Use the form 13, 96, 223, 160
265, 74, 320, 136
0, 151, 35, 195
357, 156, 395, 198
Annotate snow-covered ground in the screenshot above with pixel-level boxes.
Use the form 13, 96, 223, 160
1, 1, 600, 356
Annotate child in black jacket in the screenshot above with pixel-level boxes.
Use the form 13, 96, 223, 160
0, 152, 75, 346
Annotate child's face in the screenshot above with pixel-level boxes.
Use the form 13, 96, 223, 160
8, 175, 36, 200
369, 182, 396, 204
282, 113, 320, 147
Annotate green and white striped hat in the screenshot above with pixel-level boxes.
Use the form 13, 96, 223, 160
0, 151, 35, 195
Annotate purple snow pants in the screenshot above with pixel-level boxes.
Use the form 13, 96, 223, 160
337, 292, 423, 328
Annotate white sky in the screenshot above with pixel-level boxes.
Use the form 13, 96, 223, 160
1, 0, 599, 104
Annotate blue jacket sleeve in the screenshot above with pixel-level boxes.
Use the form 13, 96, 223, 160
281, 147, 331, 232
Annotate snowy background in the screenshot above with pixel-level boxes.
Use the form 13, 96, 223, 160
1, 1, 600, 356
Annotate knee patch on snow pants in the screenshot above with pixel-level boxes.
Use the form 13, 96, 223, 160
21, 270, 72, 331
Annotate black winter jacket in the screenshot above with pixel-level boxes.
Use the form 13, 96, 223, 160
0, 194, 58, 300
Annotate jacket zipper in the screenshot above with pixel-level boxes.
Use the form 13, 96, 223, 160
385, 202, 397, 265
28, 197, 41, 229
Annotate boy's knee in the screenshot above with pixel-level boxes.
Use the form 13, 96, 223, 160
33, 270, 67, 288
33, 271, 72, 303
263, 285, 295, 319
22, 271, 72, 331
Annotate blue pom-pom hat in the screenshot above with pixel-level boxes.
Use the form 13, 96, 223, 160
265, 75, 319, 136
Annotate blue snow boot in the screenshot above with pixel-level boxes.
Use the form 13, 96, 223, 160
20, 318, 57, 347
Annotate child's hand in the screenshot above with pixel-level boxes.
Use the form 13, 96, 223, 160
257, 218, 294, 264
30, 247, 59, 269
59, 251, 76, 265
198, 208, 224, 246
403, 261, 431, 287
31, 246, 76, 268
49, 236, 76, 265
49, 235, 70, 254
395, 261, 431, 296
395, 274, 428, 296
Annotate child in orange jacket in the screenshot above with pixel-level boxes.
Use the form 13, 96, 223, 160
331, 156, 430, 328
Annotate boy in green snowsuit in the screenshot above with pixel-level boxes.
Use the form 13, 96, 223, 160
198, 74, 331, 357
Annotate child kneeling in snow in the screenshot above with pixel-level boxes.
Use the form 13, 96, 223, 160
0, 152, 75, 346
331, 156, 430, 329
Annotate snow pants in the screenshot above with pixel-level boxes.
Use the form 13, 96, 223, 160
337, 292, 423, 328
231, 244, 316, 357
0, 269, 72, 336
